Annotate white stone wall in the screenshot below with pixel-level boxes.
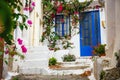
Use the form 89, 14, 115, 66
105, 0, 120, 67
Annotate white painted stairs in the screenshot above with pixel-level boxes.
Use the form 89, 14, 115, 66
18, 46, 49, 74
47, 58, 93, 75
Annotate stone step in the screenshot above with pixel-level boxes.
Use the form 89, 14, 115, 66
57, 58, 93, 67
59, 62, 91, 67
48, 68, 92, 75
19, 59, 48, 69
19, 68, 49, 74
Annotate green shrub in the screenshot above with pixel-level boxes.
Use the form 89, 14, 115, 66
49, 57, 57, 66
62, 54, 76, 62
92, 44, 106, 56
100, 70, 105, 80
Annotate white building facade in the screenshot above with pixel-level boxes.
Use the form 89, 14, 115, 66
12, 0, 107, 74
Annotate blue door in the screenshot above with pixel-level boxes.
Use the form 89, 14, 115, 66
80, 10, 101, 56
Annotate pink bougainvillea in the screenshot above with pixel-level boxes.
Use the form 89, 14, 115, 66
5, 48, 9, 54
57, 4, 63, 13
31, 2, 35, 7
24, 7, 29, 11
95, 5, 101, 9
29, 7, 33, 12
74, 11, 79, 15
51, 13, 55, 18
27, 20, 32, 26
21, 45, 27, 53
17, 38, 23, 45
17, 38, 27, 53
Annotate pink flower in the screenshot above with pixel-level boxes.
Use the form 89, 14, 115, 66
5, 48, 9, 54
95, 5, 101, 9
57, 4, 63, 13
21, 45, 27, 53
24, 7, 29, 11
29, 7, 33, 12
17, 38, 20, 41
51, 14, 55, 18
31, 2, 35, 7
27, 20, 32, 26
74, 11, 79, 15
17, 38, 23, 45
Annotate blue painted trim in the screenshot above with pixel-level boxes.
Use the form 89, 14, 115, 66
55, 15, 57, 32
65, 17, 69, 35
62, 15, 64, 36
92, 11, 96, 46
98, 10, 101, 44
79, 16, 82, 56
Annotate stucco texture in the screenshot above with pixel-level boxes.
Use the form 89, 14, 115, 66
105, 0, 120, 67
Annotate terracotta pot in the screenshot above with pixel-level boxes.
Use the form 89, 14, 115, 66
99, 53, 106, 57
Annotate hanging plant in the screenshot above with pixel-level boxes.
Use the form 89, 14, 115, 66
42, 0, 93, 51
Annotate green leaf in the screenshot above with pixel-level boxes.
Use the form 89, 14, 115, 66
22, 17, 26, 23
19, 23, 24, 30
0, 52, 3, 56
7, 34, 13, 40
24, 24, 28, 30
17, 6, 21, 11
5, 60, 8, 65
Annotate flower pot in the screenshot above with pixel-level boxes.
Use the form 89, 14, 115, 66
99, 53, 106, 57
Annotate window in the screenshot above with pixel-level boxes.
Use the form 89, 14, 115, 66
55, 15, 70, 37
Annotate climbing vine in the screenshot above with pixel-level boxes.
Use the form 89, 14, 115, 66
42, 0, 93, 51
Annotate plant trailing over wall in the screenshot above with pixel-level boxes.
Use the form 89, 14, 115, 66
42, 0, 93, 51
49, 57, 57, 66
62, 54, 76, 62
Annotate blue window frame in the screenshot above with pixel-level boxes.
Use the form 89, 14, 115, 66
55, 15, 70, 37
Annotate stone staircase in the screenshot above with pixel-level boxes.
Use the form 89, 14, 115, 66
47, 58, 93, 75
18, 46, 49, 74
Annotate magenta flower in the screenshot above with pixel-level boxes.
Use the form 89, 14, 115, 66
95, 5, 101, 9
74, 11, 79, 15
57, 4, 63, 13
21, 45, 27, 53
17, 38, 23, 45
24, 7, 29, 11
31, 2, 35, 7
5, 48, 9, 54
29, 7, 33, 12
27, 20, 32, 26
51, 13, 55, 18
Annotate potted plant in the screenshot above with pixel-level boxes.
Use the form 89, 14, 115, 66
92, 44, 106, 57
